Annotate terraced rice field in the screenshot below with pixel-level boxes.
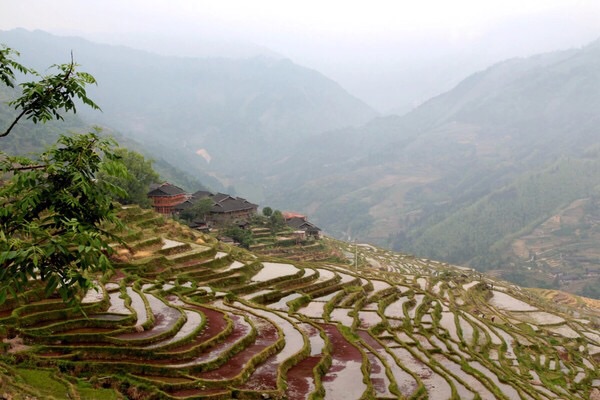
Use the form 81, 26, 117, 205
1, 206, 599, 399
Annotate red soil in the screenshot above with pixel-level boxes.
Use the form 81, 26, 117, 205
236, 325, 291, 390
160, 305, 228, 353
285, 324, 324, 400
357, 331, 388, 393
168, 387, 230, 398
194, 313, 279, 381
60, 328, 116, 334
322, 324, 360, 363
108, 270, 126, 282
76, 312, 250, 367
320, 323, 366, 397
358, 330, 417, 397
285, 355, 321, 400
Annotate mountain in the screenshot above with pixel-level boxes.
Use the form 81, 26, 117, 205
1, 206, 599, 399
5, 28, 600, 297
0, 29, 377, 197
262, 38, 600, 296
0, 82, 212, 193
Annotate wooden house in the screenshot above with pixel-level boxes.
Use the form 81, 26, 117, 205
285, 216, 321, 239
147, 183, 188, 215
172, 190, 258, 226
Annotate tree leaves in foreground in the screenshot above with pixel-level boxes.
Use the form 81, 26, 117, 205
1, 45, 100, 138
0, 45, 122, 305
0, 133, 125, 304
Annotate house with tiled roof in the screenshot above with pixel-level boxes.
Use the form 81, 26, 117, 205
285, 215, 321, 239
167, 188, 258, 226
208, 193, 258, 224
147, 183, 188, 214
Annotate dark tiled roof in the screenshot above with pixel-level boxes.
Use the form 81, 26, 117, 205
173, 199, 194, 211
148, 184, 258, 215
192, 190, 213, 199
212, 193, 233, 202
148, 182, 186, 197
287, 217, 320, 231
211, 197, 258, 213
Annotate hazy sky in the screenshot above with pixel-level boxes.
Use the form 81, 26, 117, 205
1, 1, 594, 37
2, 0, 599, 111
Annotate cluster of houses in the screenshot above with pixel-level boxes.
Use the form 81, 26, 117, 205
147, 182, 320, 238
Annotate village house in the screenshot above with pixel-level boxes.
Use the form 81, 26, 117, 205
212, 197, 258, 224
283, 212, 321, 239
153, 185, 257, 226
196, 192, 258, 225
147, 182, 188, 215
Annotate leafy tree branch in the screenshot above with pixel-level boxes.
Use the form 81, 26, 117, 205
0, 46, 123, 305
0, 46, 100, 137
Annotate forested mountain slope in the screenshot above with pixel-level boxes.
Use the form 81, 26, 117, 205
4, 29, 600, 297
263, 38, 600, 296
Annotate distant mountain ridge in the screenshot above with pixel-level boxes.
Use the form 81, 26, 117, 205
261, 37, 600, 297
3, 28, 600, 297
0, 29, 377, 193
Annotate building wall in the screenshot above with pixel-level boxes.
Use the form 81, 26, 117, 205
210, 209, 256, 224
150, 194, 187, 215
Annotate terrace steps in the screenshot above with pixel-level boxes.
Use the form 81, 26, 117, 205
2, 216, 599, 399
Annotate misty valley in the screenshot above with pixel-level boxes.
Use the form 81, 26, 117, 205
3, 29, 600, 299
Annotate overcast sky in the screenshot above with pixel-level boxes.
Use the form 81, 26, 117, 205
2, 0, 599, 111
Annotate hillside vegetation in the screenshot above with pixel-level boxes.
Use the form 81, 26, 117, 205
1, 208, 599, 399
3, 29, 600, 297
261, 38, 600, 297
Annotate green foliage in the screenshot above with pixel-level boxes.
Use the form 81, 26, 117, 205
98, 148, 160, 207
0, 46, 122, 305
270, 209, 285, 232
0, 133, 124, 304
408, 158, 600, 268
222, 226, 254, 249
0, 45, 100, 138
15, 368, 70, 398
0, 45, 30, 88
262, 206, 273, 217
180, 198, 214, 223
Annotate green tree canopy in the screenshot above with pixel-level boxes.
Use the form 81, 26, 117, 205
0, 133, 124, 304
180, 198, 214, 223
0, 45, 100, 138
0, 45, 122, 304
262, 206, 273, 217
222, 225, 253, 249
270, 210, 286, 232
98, 148, 160, 207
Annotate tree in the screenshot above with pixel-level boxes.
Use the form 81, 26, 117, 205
0, 133, 124, 304
262, 206, 273, 217
98, 148, 160, 207
0, 46, 121, 304
0, 45, 100, 138
180, 198, 214, 223
222, 225, 253, 249
270, 210, 286, 232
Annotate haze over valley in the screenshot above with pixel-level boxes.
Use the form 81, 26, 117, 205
3, 15, 600, 297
